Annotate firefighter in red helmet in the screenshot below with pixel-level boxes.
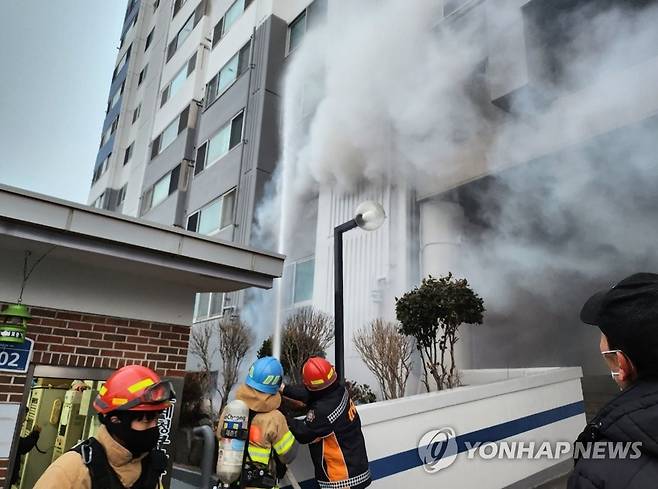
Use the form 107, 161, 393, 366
281, 357, 371, 489
34, 365, 175, 489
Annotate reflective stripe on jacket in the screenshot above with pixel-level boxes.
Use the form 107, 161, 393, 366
284, 383, 371, 489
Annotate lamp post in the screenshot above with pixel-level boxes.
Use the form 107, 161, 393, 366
334, 201, 386, 383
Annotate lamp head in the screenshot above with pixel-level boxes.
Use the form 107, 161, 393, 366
354, 201, 386, 231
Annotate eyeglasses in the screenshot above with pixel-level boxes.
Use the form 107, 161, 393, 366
120, 380, 175, 411
601, 349, 625, 379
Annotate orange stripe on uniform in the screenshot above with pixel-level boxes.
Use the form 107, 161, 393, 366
322, 433, 348, 481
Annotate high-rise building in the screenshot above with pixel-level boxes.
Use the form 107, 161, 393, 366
91, 0, 658, 401
89, 0, 325, 325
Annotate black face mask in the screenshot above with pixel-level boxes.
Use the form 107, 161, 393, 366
105, 413, 160, 457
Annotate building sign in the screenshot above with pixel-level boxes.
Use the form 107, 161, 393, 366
0, 337, 34, 374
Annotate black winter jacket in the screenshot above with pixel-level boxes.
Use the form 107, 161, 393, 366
283, 383, 371, 489
568, 379, 658, 489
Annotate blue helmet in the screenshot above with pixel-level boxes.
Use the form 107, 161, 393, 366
246, 356, 284, 395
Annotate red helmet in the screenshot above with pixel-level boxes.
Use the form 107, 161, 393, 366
302, 357, 337, 391
93, 365, 174, 414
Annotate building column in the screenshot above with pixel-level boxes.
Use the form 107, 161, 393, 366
419, 199, 472, 371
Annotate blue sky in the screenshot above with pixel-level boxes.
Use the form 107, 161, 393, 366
0, 0, 126, 203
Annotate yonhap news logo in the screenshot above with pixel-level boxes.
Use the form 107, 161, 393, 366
418, 427, 643, 473
418, 427, 459, 473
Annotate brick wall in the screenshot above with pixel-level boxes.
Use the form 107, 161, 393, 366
0, 304, 190, 487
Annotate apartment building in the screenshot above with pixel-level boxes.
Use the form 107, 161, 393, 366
90, 0, 658, 395
89, 0, 325, 326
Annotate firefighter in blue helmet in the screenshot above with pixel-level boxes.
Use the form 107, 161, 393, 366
217, 356, 298, 488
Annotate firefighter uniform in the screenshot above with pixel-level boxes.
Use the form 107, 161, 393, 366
283, 358, 371, 489
217, 357, 298, 488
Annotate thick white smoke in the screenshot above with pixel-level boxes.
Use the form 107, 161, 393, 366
255, 0, 658, 374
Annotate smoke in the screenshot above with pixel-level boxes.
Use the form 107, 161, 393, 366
256, 0, 658, 375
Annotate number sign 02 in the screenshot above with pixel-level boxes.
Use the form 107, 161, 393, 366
0, 338, 34, 374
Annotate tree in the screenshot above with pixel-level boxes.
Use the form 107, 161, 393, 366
353, 319, 413, 400
395, 273, 485, 391
257, 307, 334, 384
189, 317, 254, 413
189, 322, 216, 409
217, 317, 254, 412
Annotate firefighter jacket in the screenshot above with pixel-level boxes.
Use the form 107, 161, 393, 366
283, 382, 372, 489
33, 425, 159, 489
217, 384, 298, 479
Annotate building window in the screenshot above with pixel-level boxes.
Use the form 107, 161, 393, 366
108, 82, 124, 112
194, 111, 243, 175
123, 142, 133, 165
92, 192, 106, 209
287, 10, 307, 54
187, 189, 236, 235
205, 43, 250, 107
186, 189, 236, 235
212, 0, 253, 48
100, 116, 119, 147
172, 0, 188, 18
117, 184, 127, 207
132, 103, 141, 124
150, 106, 190, 159
283, 258, 315, 307
92, 152, 111, 184
141, 164, 181, 213
167, 4, 204, 62
161, 53, 197, 107
112, 45, 131, 81
193, 292, 225, 322
145, 28, 154, 51
154, 0, 160, 10
138, 64, 148, 85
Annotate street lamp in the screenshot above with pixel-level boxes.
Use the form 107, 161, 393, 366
334, 201, 386, 382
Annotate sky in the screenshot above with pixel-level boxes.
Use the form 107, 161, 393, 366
0, 0, 126, 203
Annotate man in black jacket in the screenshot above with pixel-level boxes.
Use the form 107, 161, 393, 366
568, 272, 658, 489
281, 357, 371, 489
11, 423, 41, 486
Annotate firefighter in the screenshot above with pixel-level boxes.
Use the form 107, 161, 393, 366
281, 357, 371, 489
34, 365, 174, 489
216, 356, 298, 488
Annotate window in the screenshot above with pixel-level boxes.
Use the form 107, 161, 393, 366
186, 189, 236, 235
194, 111, 244, 175
117, 184, 127, 207
141, 164, 181, 213
172, 0, 188, 18
212, 0, 253, 48
161, 53, 197, 107
108, 82, 124, 112
205, 43, 250, 106
113, 45, 131, 81
123, 142, 133, 165
92, 192, 106, 209
132, 103, 141, 124
283, 258, 315, 306
138, 64, 148, 85
167, 4, 204, 61
145, 28, 154, 51
92, 153, 111, 184
193, 292, 225, 322
100, 116, 119, 147
288, 10, 307, 54
150, 106, 190, 159
154, 0, 160, 10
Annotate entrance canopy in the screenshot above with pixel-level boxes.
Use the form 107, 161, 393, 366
0, 184, 284, 325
